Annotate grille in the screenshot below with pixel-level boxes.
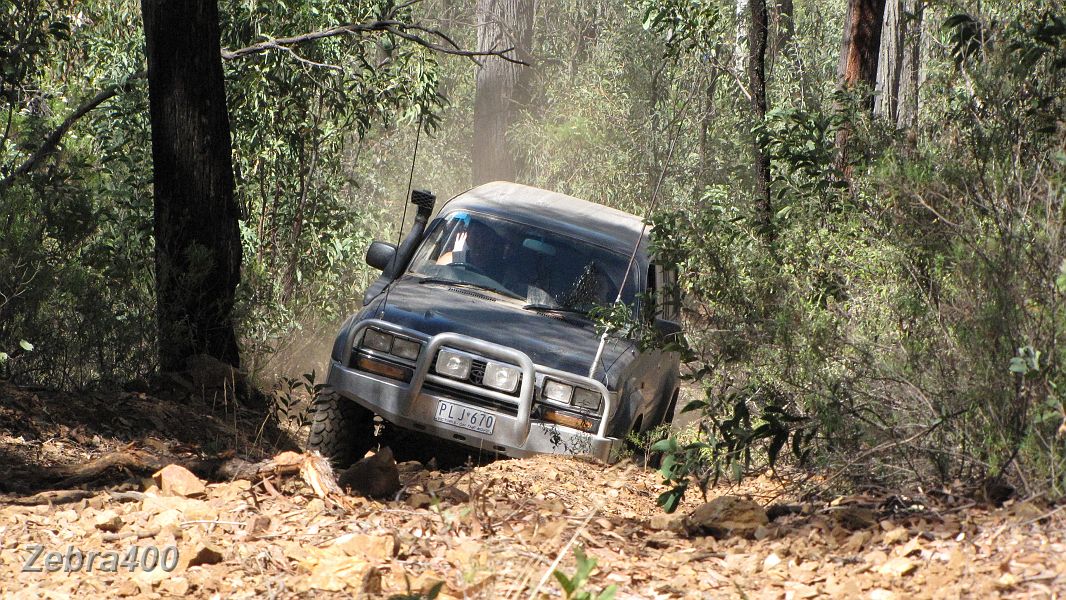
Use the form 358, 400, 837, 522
469, 359, 487, 385
432, 350, 521, 397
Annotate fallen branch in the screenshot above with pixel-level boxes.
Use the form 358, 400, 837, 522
52, 449, 166, 489
106, 490, 147, 502
102, 528, 160, 542
1, 489, 96, 506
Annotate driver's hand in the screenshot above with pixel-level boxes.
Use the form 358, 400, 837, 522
435, 231, 469, 265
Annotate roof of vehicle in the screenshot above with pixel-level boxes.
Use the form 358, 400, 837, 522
439, 181, 648, 257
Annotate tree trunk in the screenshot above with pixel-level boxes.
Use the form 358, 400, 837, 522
835, 0, 887, 178
875, 0, 923, 127
471, 0, 533, 185
749, 0, 772, 236
768, 0, 794, 75
896, 0, 923, 130
837, 0, 888, 109
735, 0, 750, 74
873, 0, 901, 121
141, 0, 242, 371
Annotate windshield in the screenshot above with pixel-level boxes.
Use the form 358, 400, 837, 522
407, 211, 637, 313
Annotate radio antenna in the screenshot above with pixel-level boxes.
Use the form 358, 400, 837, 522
587, 127, 681, 380
377, 112, 426, 319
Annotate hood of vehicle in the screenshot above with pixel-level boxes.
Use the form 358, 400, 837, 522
365, 278, 632, 385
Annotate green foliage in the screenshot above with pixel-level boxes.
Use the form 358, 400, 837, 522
636, 0, 720, 56
1, 0, 157, 387
3, 0, 1064, 504
642, 3, 1066, 505
552, 546, 617, 600
652, 385, 813, 512
221, 0, 445, 374
1, 0, 447, 387
271, 370, 325, 429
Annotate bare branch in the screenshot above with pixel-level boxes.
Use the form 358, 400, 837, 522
220, 20, 527, 65
278, 46, 344, 72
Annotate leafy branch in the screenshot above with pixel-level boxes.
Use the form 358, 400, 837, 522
1, 0, 525, 190
0, 72, 145, 190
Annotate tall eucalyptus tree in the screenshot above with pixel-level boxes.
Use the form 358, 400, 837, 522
472, 0, 533, 184
141, 0, 242, 370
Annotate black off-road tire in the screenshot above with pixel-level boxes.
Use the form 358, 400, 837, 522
306, 392, 375, 470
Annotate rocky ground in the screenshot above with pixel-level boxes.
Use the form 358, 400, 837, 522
0, 383, 1063, 599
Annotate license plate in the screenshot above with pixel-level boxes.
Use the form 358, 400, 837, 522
434, 400, 496, 435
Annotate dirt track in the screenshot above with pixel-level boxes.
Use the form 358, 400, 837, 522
0, 384, 1063, 598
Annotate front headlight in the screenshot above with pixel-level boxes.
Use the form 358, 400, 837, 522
484, 361, 520, 392
362, 328, 393, 352
435, 348, 472, 380
542, 379, 573, 403
391, 337, 421, 360
572, 387, 602, 412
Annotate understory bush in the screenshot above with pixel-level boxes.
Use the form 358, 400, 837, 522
652, 9, 1066, 502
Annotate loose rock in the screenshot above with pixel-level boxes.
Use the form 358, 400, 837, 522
339, 447, 401, 499
152, 464, 206, 498
684, 495, 768, 538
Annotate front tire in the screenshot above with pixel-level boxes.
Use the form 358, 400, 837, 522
307, 392, 375, 469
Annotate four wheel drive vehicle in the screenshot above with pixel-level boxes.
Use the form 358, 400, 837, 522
309, 181, 682, 466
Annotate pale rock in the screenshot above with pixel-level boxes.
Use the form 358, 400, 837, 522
272, 451, 305, 467
649, 514, 682, 531
56, 509, 78, 522
882, 527, 910, 545
333, 532, 396, 561
149, 508, 184, 530
152, 464, 207, 498
763, 552, 783, 570
93, 509, 123, 533
876, 556, 917, 577
996, 572, 1018, 588
159, 576, 190, 596
115, 579, 140, 597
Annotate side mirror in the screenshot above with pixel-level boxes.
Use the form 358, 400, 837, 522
365, 241, 397, 271
653, 318, 682, 340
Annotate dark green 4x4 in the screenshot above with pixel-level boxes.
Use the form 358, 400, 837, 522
309, 181, 682, 465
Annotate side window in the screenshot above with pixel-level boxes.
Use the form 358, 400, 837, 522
652, 264, 680, 321
666, 267, 680, 320
646, 263, 658, 319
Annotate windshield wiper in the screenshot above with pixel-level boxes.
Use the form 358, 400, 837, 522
417, 277, 523, 300
522, 303, 588, 316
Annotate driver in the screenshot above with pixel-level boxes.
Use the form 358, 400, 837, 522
436, 218, 498, 271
